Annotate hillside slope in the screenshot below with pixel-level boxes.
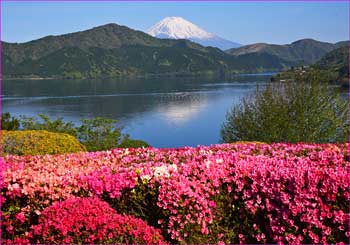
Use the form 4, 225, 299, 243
271, 43, 349, 87
2, 24, 240, 78
315, 45, 348, 71
227, 39, 339, 65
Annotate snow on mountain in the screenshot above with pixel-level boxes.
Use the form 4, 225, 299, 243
147, 16, 214, 39
147, 17, 241, 50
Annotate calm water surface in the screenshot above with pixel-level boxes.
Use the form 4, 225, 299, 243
3, 74, 275, 148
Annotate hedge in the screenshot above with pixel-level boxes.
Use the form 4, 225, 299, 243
1, 130, 86, 156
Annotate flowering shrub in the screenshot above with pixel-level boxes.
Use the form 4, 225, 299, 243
1, 142, 349, 244
1, 130, 86, 156
30, 197, 165, 244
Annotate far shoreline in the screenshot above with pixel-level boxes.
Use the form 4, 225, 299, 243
2, 70, 279, 81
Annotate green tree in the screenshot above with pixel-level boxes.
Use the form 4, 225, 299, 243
20, 114, 78, 137
221, 74, 349, 143
77, 117, 123, 152
1, 112, 20, 130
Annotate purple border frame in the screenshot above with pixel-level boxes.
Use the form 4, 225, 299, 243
0, 0, 2, 132
0, 0, 349, 1
0, 0, 350, 3
0, 1, 349, 244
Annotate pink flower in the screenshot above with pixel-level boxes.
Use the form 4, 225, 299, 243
15, 212, 26, 224
208, 200, 216, 208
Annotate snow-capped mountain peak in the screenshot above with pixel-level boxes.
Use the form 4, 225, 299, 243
147, 17, 241, 50
147, 16, 215, 39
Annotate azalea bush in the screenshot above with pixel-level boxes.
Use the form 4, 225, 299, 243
1, 142, 349, 244
30, 197, 165, 244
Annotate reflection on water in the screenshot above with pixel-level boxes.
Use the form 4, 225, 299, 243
156, 93, 208, 126
3, 74, 274, 147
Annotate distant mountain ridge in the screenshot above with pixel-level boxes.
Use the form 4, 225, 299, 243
147, 17, 241, 50
226, 39, 341, 65
2, 23, 348, 79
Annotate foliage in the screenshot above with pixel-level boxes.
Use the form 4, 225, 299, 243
30, 197, 165, 244
221, 75, 349, 143
1, 130, 86, 156
119, 136, 150, 148
1, 143, 349, 244
2, 113, 150, 151
20, 114, 78, 137
1, 112, 20, 130
77, 117, 122, 152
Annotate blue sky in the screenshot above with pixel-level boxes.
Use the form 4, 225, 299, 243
1, 1, 349, 45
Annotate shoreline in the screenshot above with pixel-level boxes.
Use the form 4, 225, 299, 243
3, 70, 279, 81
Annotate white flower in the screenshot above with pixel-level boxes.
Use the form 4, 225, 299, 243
216, 158, 223, 164
205, 160, 211, 168
153, 164, 178, 179
123, 149, 129, 155
154, 166, 170, 178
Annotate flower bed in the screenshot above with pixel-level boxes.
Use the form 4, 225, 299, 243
1, 142, 349, 244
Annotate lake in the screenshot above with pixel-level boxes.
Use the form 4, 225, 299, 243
2, 73, 276, 148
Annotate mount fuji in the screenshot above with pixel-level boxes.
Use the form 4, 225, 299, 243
147, 17, 241, 50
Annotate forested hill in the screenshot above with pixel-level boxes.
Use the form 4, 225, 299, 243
226, 39, 345, 66
315, 45, 349, 77
271, 42, 349, 87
